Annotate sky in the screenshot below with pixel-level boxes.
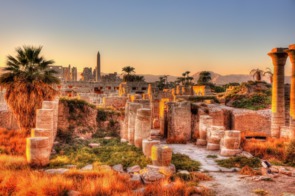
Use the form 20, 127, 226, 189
0, 0, 294, 76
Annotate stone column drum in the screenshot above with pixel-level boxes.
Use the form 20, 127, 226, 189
220, 130, 241, 156
268, 48, 288, 138
134, 108, 152, 148
197, 115, 213, 146
142, 139, 160, 158
206, 125, 225, 150
127, 103, 142, 144
26, 137, 50, 166
286, 44, 295, 139
35, 108, 54, 148
151, 144, 172, 166
42, 101, 59, 143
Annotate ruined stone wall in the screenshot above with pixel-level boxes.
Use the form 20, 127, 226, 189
231, 109, 271, 135
102, 96, 127, 109
207, 105, 232, 129
57, 100, 98, 138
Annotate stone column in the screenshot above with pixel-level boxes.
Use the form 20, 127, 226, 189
122, 102, 130, 141
26, 137, 50, 166
42, 101, 59, 143
286, 44, 295, 139
268, 48, 288, 138
159, 98, 170, 136
134, 108, 152, 148
196, 115, 213, 146
35, 108, 54, 147
167, 101, 191, 143
127, 103, 142, 144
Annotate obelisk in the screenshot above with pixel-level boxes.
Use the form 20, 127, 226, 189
96, 51, 101, 81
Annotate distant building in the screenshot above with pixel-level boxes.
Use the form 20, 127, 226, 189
81, 67, 94, 81
49, 65, 78, 81
71, 67, 78, 81
96, 51, 101, 81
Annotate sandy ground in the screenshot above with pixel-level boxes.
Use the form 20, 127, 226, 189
166, 143, 295, 196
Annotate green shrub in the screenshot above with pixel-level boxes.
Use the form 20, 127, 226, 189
216, 157, 261, 168
172, 153, 200, 171
50, 138, 151, 169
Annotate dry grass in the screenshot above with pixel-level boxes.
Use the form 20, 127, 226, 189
0, 154, 212, 196
239, 165, 261, 176
0, 128, 26, 155
242, 137, 289, 162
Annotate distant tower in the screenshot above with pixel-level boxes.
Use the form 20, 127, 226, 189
96, 51, 101, 81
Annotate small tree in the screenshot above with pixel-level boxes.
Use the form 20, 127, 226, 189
197, 71, 212, 85
250, 68, 264, 82
263, 68, 273, 84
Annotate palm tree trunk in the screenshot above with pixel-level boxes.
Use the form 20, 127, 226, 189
286, 45, 295, 139
268, 48, 288, 138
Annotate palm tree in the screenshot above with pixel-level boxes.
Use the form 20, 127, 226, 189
263, 68, 273, 84
0, 46, 60, 133
250, 68, 264, 81
122, 66, 135, 76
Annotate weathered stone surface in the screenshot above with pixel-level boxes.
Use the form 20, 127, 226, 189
134, 108, 152, 148
81, 164, 93, 170
167, 101, 191, 142
102, 96, 127, 109
45, 168, 69, 174
141, 168, 165, 184
121, 102, 130, 140
151, 145, 172, 167
112, 164, 124, 173
142, 139, 160, 158
206, 125, 225, 150
220, 130, 242, 156
127, 165, 141, 173
231, 109, 271, 135
26, 137, 50, 166
197, 115, 213, 146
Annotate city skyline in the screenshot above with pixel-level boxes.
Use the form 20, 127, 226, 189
0, 0, 294, 76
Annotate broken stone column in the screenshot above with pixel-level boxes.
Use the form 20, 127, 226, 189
127, 103, 143, 144
134, 108, 152, 148
220, 130, 241, 156
197, 115, 213, 146
286, 44, 295, 139
142, 139, 160, 158
159, 98, 170, 136
122, 102, 130, 140
26, 137, 50, 166
42, 101, 59, 143
151, 98, 160, 128
268, 48, 288, 138
206, 126, 225, 150
35, 108, 54, 147
167, 101, 191, 142
151, 144, 172, 166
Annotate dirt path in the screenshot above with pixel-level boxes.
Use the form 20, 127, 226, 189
166, 143, 295, 196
